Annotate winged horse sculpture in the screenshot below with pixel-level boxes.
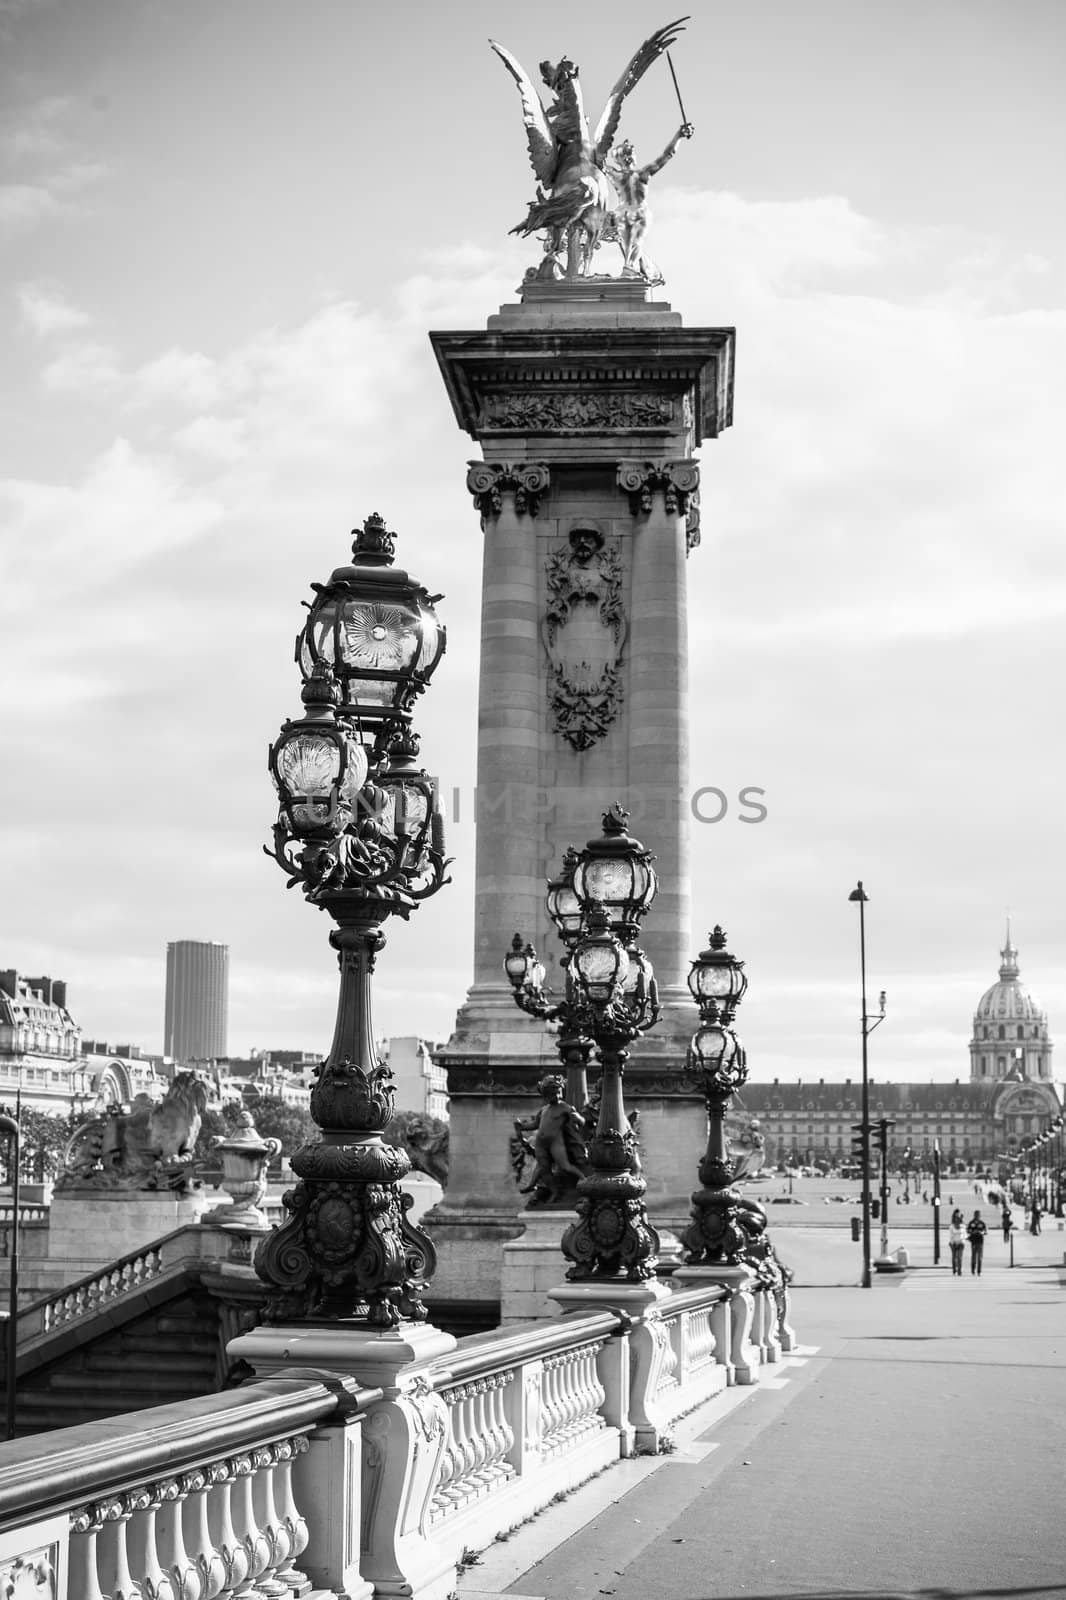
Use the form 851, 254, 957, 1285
491, 18, 689, 280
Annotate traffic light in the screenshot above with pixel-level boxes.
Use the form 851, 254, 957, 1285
851, 1123, 867, 1160
871, 1118, 892, 1154
871, 1199, 881, 1219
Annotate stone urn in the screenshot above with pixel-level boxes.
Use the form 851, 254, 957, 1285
205, 1109, 282, 1229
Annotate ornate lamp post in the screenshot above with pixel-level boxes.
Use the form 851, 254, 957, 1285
504, 807, 661, 1276
680, 928, 758, 1265
254, 515, 450, 1329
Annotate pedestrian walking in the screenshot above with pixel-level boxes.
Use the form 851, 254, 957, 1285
1001, 1205, 1012, 1243
948, 1213, 965, 1276
967, 1210, 987, 1275
1030, 1202, 1042, 1236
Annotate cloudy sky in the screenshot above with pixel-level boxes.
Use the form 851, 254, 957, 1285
2, 0, 1063, 1086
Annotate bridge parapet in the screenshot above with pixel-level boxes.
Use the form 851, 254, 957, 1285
0, 1278, 794, 1599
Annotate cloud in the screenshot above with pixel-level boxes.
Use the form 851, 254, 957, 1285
0, 182, 59, 228
17, 281, 92, 335
5, 188, 1064, 1064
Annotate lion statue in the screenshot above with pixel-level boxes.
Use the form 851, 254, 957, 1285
383, 1111, 449, 1187
58, 1071, 211, 1194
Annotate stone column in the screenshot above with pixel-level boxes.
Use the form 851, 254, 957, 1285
426, 282, 735, 1320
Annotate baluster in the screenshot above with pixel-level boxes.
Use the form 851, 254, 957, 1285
153, 1476, 200, 1600
125, 1483, 177, 1600
69, 1503, 110, 1600
541, 1358, 561, 1448
248, 1445, 290, 1598
582, 1344, 598, 1420
455, 1386, 479, 1502
223, 1452, 271, 1597
431, 1396, 460, 1519
206, 1459, 251, 1595
559, 1352, 579, 1439
488, 1376, 512, 1479
573, 1344, 589, 1433
179, 1468, 227, 1600
269, 1437, 311, 1593
94, 1493, 141, 1600
468, 1382, 492, 1488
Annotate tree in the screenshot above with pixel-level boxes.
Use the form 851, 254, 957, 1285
0, 1107, 79, 1184
245, 1098, 315, 1160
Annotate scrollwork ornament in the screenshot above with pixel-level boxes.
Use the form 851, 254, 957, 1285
542, 527, 628, 752
467, 460, 550, 519
617, 459, 700, 517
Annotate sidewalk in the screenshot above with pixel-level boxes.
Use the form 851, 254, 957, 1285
458, 1249, 1065, 1600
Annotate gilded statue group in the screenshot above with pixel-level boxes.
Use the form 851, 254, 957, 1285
492, 17, 694, 284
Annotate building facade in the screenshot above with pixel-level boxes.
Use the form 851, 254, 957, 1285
164, 941, 229, 1064
381, 1036, 448, 1121
738, 932, 1061, 1170
0, 971, 81, 1114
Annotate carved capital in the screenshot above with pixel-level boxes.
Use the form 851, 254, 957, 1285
617, 459, 700, 518
467, 460, 550, 519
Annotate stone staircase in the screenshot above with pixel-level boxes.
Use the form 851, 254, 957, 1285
13, 1280, 226, 1435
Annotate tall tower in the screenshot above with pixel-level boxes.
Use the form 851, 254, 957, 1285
969, 924, 1053, 1083
427, 281, 734, 1311
164, 940, 229, 1064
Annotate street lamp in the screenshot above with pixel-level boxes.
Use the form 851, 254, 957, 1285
0, 1110, 19, 1440
505, 807, 661, 1277
681, 927, 760, 1264
255, 514, 450, 1329
848, 881, 887, 1288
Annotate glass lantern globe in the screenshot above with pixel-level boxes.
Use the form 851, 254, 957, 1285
295, 513, 446, 728
504, 935, 544, 992
689, 1019, 746, 1084
269, 664, 369, 840
572, 912, 629, 1006
546, 848, 584, 945
687, 926, 748, 1017
571, 805, 657, 935
375, 727, 443, 867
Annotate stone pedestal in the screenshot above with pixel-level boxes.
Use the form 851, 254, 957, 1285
30, 1186, 211, 1295
499, 1209, 578, 1324
427, 280, 735, 1312
229, 1320, 458, 1600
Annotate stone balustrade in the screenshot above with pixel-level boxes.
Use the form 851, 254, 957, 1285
0, 1377, 360, 1600
0, 1277, 797, 1600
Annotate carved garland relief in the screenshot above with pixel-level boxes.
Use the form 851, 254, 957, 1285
542, 524, 628, 753
478, 392, 675, 432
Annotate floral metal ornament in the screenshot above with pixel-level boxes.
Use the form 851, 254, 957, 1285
257, 517, 450, 1329
542, 526, 627, 753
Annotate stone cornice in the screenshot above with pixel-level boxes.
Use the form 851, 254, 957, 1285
430, 326, 734, 445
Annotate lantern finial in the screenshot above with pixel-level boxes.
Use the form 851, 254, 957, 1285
351, 512, 396, 566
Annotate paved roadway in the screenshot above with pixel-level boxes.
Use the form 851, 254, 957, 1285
460, 1220, 1066, 1600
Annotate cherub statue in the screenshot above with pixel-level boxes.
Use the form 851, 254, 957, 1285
513, 1074, 589, 1205
606, 124, 693, 284
490, 18, 689, 280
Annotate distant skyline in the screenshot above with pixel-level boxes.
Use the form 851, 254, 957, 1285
2, 2, 1064, 1081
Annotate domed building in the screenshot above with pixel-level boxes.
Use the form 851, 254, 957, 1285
969, 925, 1052, 1083
737, 926, 1061, 1171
